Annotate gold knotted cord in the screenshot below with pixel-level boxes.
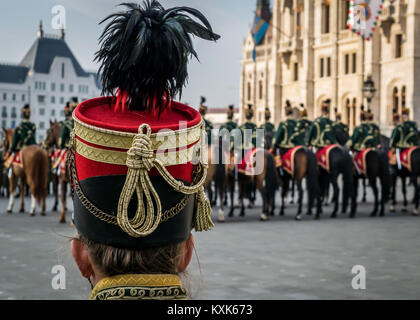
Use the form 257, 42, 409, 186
67, 123, 213, 238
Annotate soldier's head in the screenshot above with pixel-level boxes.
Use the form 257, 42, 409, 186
321, 99, 331, 116
199, 96, 208, 116
299, 103, 308, 118
264, 107, 271, 122
285, 100, 293, 117
245, 104, 254, 120
227, 105, 234, 120
22, 104, 31, 120
392, 108, 400, 125
365, 109, 374, 123
64, 102, 72, 118
360, 105, 367, 123
402, 107, 410, 121
70, 97, 79, 113
335, 108, 342, 122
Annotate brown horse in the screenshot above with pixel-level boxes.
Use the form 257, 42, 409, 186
44, 120, 71, 223
2, 128, 49, 215
227, 148, 280, 221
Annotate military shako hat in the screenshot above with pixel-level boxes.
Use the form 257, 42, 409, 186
245, 104, 254, 120
68, 0, 220, 249
227, 104, 235, 120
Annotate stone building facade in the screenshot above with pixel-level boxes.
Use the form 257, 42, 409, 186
240, 0, 420, 135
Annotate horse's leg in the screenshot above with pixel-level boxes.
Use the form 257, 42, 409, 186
390, 172, 397, 212
289, 180, 295, 204
59, 179, 67, 223
239, 180, 245, 217
7, 172, 15, 213
350, 175, 359, 218
330, 174, 339, 218
52, 174, 58, 212
402, 176, 408, 212
228, 176, 235, 217
295, 179, 303, 221
257, 175, 269, 221
362, 178, 367, 202
280, 175, 289, 216
369, 176, 379, 217
20, 177, 25, 213
412, 174, 419, 216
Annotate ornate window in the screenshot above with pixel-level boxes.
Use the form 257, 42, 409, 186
322, 0, 331, 34
393, 87, 399, 113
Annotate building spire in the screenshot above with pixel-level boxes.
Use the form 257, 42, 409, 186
37, 20, 44, 38
256, 0, 271, 21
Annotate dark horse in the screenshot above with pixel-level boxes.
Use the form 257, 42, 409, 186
317, 145, 356, 218
277, 147, 322, 220
336, 126, 391, 217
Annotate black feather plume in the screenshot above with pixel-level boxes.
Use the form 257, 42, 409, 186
95, 1, 220, 114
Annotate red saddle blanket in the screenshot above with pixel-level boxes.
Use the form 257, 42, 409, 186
316, 145, 339, 172
354, 148, 373, 177
388, 150, 397, 166
237, 148, 258, 175
4, 151, 23, 169
52, 149, 68, 175
401, 146, 419, 172
281, 146, 304, 175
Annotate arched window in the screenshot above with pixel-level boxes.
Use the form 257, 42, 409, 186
393, 87, 399, 113
345, 98, 351, 126
401, 86, 406, 108
352, 98, 357, 128
258, 80, 263, 100
247, 82, 251, 101
322, 0, 331, 34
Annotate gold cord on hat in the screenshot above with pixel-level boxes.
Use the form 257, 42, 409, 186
68, 123, 213, 238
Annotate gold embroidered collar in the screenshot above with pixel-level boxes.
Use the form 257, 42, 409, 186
90, 274, 187, 300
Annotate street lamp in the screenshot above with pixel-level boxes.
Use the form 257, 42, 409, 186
362, 75, 376, 109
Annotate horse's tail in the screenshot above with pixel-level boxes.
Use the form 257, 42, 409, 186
264, 151, 279, 197
23, 146, 48, 204
341, 149, 355, 208
304, 148, 320, 203
378, 149, 391, 203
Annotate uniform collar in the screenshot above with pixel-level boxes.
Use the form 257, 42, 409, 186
89, 274, 187, 300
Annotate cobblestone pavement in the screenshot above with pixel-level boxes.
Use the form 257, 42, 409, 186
0, 184, 419, 300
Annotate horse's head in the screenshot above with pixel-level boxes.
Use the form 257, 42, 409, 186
2, 128, 14, 151
44, 120, 61, 149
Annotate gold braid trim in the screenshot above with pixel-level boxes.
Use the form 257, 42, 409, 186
67, 124, 213, 237
90, 274, 187, 300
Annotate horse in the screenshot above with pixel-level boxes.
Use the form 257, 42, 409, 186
44, 120, 61, 212
2, 128, 49, 215
44, 120, 71, 223
276, 147, 322, 220
316, 145, 356, 218
204, 139, 228, 222
227, 148, 280, 221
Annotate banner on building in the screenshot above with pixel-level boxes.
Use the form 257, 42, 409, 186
347, 0, 384, 41
252, 15, 269, 61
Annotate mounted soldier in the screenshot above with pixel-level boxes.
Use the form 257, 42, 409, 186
271, 100, 320, 220
9, 104, 37, 154
333, 108, 349, 146
389, 106, 420, 215
259, 107, 275, 149
297, 103, 312, 144
199, 96, 213, 145
307, 99, 337, 150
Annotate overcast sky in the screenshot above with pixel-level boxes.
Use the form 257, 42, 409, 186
0, 0, 259, 109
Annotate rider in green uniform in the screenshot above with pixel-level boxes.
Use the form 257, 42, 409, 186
365, 109, 381, 149
272, 100, 304, 154
390, 107, 420, 150
238, 104, 257, 151
297, 103, 312, 144
59, 103, 75, 149
307, 99, 337, 148
333, 108, 349, 140
346, 106, 377, 151
259, 108, 275, 134
199, 96, 213, 145
10, 104, 37, 153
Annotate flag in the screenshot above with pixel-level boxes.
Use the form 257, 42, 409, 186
252, 15, 269, 62
347, 0, 384, 41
